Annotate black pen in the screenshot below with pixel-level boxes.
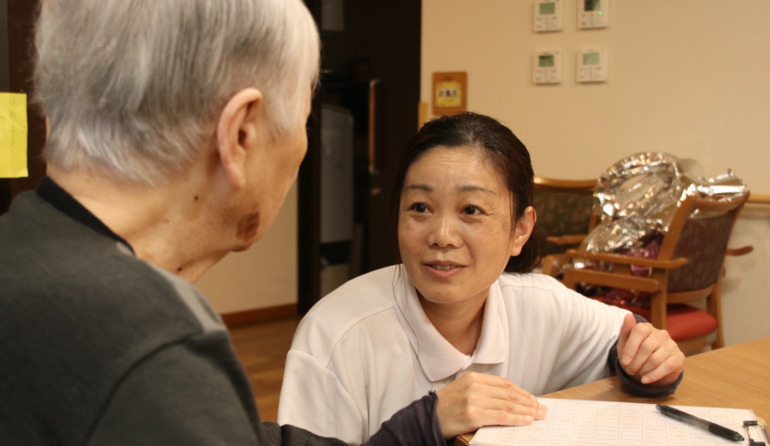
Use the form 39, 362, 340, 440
656, 404, 745, 442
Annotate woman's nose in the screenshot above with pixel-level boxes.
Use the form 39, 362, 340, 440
428, 215, 461, 248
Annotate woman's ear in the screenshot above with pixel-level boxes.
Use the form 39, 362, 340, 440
510, 205, 536, 256
216, 88, 263, 190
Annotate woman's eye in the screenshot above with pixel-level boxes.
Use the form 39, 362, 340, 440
463, 205, 481, 215
410, 203, 429, 213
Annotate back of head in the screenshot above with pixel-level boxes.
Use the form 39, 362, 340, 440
391, 112, 541, 273
34, 0, 320, 185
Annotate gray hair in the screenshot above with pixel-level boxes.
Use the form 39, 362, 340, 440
34, 0, 320, 185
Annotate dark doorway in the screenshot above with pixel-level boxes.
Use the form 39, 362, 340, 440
299, 1, 421, 313
1, 0, 47, 215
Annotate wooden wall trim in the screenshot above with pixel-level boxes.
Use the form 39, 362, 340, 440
220, 304, 298, 328
748, 193, 770, 205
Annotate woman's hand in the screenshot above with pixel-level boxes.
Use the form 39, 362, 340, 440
435, 372, 547, 439
617, 313, 685, 386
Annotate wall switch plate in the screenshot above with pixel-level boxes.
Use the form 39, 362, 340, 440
534, 0, 563, 32
576, 48, 607, 82
578, 0, 609, 29
533, 51, 562, 84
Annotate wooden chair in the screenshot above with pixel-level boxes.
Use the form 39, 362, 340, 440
560, 192, 751, 355
532, 176, 598, 276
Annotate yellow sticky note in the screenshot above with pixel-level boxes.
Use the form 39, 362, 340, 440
0, 92, 29, 178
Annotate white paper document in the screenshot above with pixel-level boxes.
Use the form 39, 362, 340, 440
469, 398, 763, 446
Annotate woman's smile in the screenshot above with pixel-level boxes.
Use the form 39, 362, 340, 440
424, 261, 464, 278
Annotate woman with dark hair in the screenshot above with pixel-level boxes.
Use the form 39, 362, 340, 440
388, 110, 540, 274
279, 112, 684, 443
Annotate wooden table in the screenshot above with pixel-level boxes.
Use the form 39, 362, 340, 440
458, 336, 770, 445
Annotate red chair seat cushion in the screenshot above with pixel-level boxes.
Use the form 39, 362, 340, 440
590, 298, 717, 341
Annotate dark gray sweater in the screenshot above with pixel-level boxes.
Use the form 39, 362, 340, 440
0, 178, 444, 446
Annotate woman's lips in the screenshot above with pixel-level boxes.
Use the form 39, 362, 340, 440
424, 262, 464, 278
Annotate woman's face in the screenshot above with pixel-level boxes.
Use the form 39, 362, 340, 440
398, 145, 533, 309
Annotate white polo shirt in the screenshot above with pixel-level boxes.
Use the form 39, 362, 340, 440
278, 266, 627, 444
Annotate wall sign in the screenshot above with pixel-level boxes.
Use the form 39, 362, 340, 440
432, 71, 467, 116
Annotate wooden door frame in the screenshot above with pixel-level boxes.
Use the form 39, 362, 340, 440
297, 0, 421, 313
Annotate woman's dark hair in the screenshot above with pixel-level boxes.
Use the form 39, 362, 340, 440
390, 112, 541, 273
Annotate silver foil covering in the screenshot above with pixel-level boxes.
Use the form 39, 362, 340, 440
573, 152, 748, 279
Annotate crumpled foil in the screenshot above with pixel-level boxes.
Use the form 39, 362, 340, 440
573, 152, 748, 305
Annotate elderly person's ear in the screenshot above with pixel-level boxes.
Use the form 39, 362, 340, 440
216, 88, 263, 190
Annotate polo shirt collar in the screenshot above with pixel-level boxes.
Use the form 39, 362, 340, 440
394, 269, 509, 382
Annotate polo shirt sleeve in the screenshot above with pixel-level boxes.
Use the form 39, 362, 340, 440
366, 392, 446, 446
541, 285, 629, 390
279, 350, 447, 446
279, 349, 365, 442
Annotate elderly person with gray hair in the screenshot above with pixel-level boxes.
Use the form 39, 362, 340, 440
0, 1, 444, 444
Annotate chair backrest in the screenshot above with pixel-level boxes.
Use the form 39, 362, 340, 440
657, 193, 749, 293
533, 177, 597, 256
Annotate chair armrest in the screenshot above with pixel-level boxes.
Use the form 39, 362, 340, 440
563, 249, 688, 270
541, 254, 568, 277
725, 245, 753, 256
546, 234, 586, 245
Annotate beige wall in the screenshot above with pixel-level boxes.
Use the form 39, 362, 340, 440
196, 185, 298, 314
193, 1, 770, 347
422, 0, 770, 346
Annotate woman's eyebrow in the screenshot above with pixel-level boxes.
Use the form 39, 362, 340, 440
404, 183, 495, 194
405, 184, 432, 192
457, 184, 495, 194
